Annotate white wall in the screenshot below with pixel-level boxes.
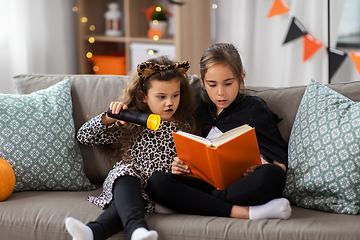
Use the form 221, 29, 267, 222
0, 0, 77, 94
0, 0, 15, 94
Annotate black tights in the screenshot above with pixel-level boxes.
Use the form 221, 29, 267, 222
87, 176, 148, 240
146, 164, 286, 217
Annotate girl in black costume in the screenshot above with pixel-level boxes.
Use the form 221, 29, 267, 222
147, 43, 291, 220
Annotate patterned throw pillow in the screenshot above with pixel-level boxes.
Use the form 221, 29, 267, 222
284, 80, 360, 214
0, 80, 95, 192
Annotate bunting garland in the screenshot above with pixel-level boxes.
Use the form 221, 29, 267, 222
267, 0, 360, 78
284, 17, 307, 44
328, 48, 347, 79
303, 34, 323, 62
350, 52, 360, 76
267, 0, 290, 18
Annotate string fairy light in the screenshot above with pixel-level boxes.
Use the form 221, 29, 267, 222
89, 25, 96, 31
86, 52, 93, 58
88, 37, 95, 43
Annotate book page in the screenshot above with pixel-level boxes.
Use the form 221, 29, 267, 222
212, 124, 252, 146
174, 131, 211, 145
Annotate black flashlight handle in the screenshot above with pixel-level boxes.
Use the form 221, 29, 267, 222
107, 108, 149, 127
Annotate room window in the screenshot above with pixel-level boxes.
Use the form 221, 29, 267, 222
337, 0, 360, 48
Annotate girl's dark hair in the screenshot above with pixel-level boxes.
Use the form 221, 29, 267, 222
103, 55, 198, 167
200, 43, 246, 94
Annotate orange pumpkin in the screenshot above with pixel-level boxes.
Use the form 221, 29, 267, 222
0, 158, 16, 201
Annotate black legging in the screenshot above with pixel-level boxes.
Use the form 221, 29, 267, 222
87, 176, 148, 240
146, 164, 286, 217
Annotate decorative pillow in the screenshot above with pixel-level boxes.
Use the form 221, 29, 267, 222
284, 79, 360, 214
0, 80, 95, 192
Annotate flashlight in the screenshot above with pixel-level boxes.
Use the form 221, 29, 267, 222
107, 108, 161, 131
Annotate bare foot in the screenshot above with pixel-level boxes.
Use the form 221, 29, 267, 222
229, 205, 249, 219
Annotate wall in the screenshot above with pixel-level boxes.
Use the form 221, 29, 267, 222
0, 0, 77, 94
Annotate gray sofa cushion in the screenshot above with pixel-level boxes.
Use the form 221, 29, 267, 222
0, 187, 126, 240
246, 80, 360, 143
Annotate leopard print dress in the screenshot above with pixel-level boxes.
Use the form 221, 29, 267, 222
77, 113, 181, 212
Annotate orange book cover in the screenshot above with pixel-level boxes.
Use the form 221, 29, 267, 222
172, 124, 262, 190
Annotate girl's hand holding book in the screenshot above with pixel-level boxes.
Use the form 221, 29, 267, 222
171, 157, 190, 175
243, 161, 286, 177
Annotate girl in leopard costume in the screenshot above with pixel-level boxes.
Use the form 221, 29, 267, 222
65, 56, 198, 240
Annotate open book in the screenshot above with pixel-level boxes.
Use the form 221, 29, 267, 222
172, 124, 262, 190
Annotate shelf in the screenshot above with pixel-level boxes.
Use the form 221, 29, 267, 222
129, 37, 174, 44
84, 35, 127, 43
76, 0, 211, 75
84, 35, 175, 44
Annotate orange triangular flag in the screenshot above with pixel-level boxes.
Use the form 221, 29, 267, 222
303, 34, 323, 62
267, 0, 290, 18
350, 52, 360, 76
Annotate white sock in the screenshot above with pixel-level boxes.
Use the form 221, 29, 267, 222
131, 227, 158, 240
65, 217, 93, 240
249, 198, 291, 220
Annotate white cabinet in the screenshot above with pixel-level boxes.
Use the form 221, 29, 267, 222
130, 43, 176, 71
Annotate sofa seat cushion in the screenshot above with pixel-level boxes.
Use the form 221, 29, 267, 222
1, 188, 360, 240
0, 187, 126, 240
150, 207, 360, 240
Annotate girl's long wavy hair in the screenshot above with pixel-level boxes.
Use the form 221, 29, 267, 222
200, 43, 246, 95
103, 56, 198, 167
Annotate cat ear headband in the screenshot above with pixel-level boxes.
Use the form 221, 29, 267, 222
137, 61, 190, 85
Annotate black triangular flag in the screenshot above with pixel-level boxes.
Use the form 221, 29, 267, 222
284, 17, 307, 44
328, 47, 348, 79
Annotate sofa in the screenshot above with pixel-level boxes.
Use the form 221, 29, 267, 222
1, 73, 360, 240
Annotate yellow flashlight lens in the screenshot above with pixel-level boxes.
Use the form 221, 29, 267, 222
147, 114, 161, 131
